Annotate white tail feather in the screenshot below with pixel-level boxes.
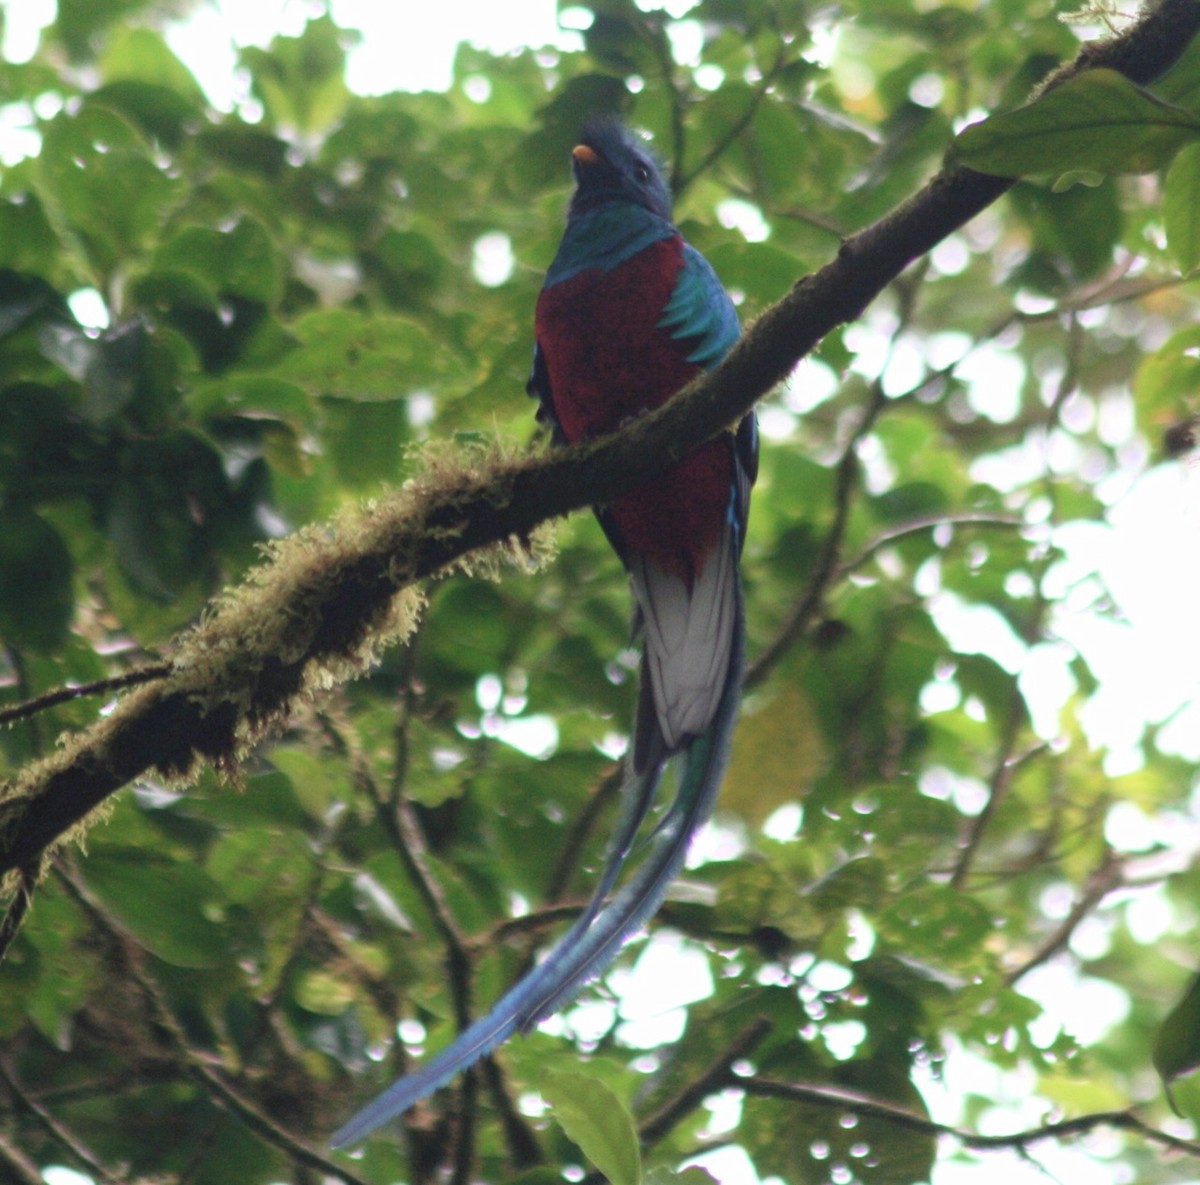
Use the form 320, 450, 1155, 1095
629, 524, 737, 752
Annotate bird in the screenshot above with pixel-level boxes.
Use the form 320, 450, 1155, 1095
331, 117, 756, 1150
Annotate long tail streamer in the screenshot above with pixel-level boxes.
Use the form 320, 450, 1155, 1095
330, 606, 743, 1149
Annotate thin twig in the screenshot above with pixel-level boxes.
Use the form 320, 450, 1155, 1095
359, 766, 471, 1014
0, 1135, 42, 1185
489, 902, 588, 945
332, 699, 472, 1010
639, 1018, 773, 1146
638, 10, 687, 195
480, 1052, 542, 1171
0, 1051, 123, 1183
737, 1077, 1200, 1158
675, 40, 795, 196
836, 513, 1025, 580
3, 645, 42, 755
1005, 848, 1125, 986
387, 634, 422, 807
0, 664, 170, 727
545, 764, 623, 906
950, 271, 1088, 889
744, 361, 890, 693
335, 685, 505, 1182
949, 713, 1039, 890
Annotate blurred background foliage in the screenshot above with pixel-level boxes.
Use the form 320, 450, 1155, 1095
2, 1, 1200, 1183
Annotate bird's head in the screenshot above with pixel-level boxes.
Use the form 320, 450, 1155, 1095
568, 118, 673, 221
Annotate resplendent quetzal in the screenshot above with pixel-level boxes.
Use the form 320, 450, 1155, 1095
332, 117, 756, 1149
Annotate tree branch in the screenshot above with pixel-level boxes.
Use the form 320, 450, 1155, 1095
639, 1018, 773, 1146
738, 1076, 1200, 1159
2, 0, 1198, 881
1004, 847, 1125, 986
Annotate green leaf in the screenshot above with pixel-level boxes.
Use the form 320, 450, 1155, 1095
91, 81, 205, 150
543, 1070, 642, 1185
808, 856, 887, 912
1154, 970, 1200, 1113
704, 240, 807, 307
0, 196, 62, 276
295, 968, 358, 1014
951, 69, 1200, 176
36, 104, 185, 276
1164, 141, 1200, 272
240, 15, 353, 134
189, 375, 318, 433
876, 885, 994, 959
105, 433, 227, 600
85, 850, 228, 969
369, 229, 449, 306
1134, 325, 1200, 413
0, 270, 68, 341
182, 770, 310, 830
871, 480, 950, 524
272, 308, 459, 400
320, 396, 408, 488
723, 678, 826, 828
1007, 175, 1123, 286
54, 0, 163, 60
81, 320, 147, 424
195, 123, 289, 177
155, 219, 286, 308
21, 888, 97, 1047
0, 505, 74, 653
101, 25, 207, 101
269, 747, 343, 816
424, 581, 517, 678
1150, 26, 1200, 111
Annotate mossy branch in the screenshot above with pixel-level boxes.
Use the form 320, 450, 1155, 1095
2, 0, 1198, 882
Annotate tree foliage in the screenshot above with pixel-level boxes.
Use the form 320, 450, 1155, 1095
4, 2, 1200, 1183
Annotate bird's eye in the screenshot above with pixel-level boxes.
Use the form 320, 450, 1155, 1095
634, 163, 651, 184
